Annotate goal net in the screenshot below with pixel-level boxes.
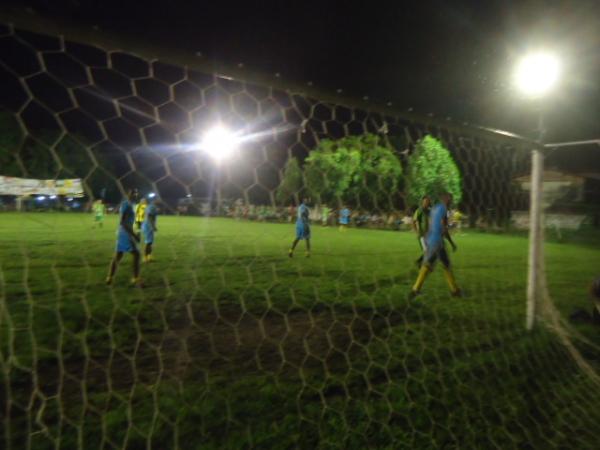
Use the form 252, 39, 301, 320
1, 22, 599, 449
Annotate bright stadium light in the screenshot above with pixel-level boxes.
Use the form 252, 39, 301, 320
514, 52, 560, 97
199, 125, 238, 162
36, 195, 46, 201
148, 192, 156, 199
49, 195, 57, 200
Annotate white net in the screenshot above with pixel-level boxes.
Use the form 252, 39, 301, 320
0, 23, 599, 449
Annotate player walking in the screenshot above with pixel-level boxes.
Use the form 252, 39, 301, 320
142, 197, 158, 263
289, 198, 311, 258
106, 188, 141, 286
339, 206, 351, 231
412, 195, 431, 267
410, 192, 461, 298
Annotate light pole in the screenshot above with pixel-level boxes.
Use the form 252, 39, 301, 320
199, 125, 238, 215
514, 51, 561, 330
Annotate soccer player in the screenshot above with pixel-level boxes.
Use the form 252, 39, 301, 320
106, 188, 141, 286
92, 199, 105, 228
412, 195, 431, 267
135, 197, 147, 231
410, 192, 461, 298
142, 197, 158, 263
289, 198, 311, 258
339, 206, 351, 231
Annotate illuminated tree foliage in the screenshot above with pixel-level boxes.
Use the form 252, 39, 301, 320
275, 156, 303, 205
301, 134, 403, 210
406, 135, 462, 207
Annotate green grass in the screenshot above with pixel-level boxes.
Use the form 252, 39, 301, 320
1, 212, 599, 449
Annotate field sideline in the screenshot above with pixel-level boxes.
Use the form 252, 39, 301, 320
1, 212, 599, 449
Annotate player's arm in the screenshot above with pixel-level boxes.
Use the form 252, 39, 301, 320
150, 210, 158, 231
442, 215, 456, 251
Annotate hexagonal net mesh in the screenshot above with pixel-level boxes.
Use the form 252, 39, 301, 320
1, 24, 599, 449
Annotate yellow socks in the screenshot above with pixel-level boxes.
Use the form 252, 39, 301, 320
412, 266, 430, 292
443, 268, 459, 294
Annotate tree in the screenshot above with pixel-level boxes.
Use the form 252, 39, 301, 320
276, 156, 304, 205
0, 110, 122, 201
303, 134, 403, 210
405, 135, 462, 207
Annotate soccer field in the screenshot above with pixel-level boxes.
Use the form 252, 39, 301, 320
1, 212, 599, 449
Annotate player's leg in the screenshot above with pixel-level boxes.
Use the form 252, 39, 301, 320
415, 236, 425, 267
131, 250, 141, 285
144, 243, 153, 261
106, 252, 124, 284
289, 238, 300, 257
410, 244, 438, 296
143, 227, 155, 262
439, 247, 460, 296
305, 238, 311, 257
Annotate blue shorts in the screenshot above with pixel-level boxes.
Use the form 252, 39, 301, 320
296, 222, 311, 240
142, 224, 154, 244
116, 230, 138, 253
340, 218, 349, 225
423, 240, 450, 268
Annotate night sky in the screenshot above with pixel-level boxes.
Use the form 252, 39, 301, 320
3, 0, 600, 143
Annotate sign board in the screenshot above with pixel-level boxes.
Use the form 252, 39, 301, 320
0, 176, 84, 196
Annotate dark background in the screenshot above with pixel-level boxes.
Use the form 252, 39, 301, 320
3, 0, 600, 143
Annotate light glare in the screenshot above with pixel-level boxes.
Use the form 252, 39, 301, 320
200, 126, 237, 162
515, 52, 560, 97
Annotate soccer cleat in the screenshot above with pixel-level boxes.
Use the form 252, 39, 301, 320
288, 249, 293, 258
451, 289, 462, 298
130, 277, 143, 287
105, 277, 113, 285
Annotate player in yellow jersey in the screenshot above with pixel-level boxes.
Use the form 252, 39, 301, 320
135, 197, 147, 231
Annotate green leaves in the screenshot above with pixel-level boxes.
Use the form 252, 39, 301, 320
406, 135, 462, 206
276, 156, 303, 205
302, 134, 404, 210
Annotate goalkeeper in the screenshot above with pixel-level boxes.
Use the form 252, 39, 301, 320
92, 199, 105, 228
106, 188, 141, 286
410, 192, 461, 298
412, 195, 431, 267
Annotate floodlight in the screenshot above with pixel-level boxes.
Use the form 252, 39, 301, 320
514, 52, 560, 97
200, 125, 238, 162
49, 195, 57, 199
36, 195, 46, 201
148, 192, 156, 199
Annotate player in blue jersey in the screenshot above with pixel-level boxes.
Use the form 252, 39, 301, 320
339, 206, 351, 231
289, 198, 311, 258
142, 197, 158, 263
410, 192, 461, 297
106, 188, 141, 286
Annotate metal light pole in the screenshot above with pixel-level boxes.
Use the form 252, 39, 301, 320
514, 51, 561, 330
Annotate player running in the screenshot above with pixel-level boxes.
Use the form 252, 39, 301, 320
289, 198, 311, 258
135, 197, 147, 231
92, 199, 105, 228
106, 188, 141, 286
142, 197, 158, 263
339, 206, 351, 231
410, 192, 461, 298
412, 195, 431, 267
